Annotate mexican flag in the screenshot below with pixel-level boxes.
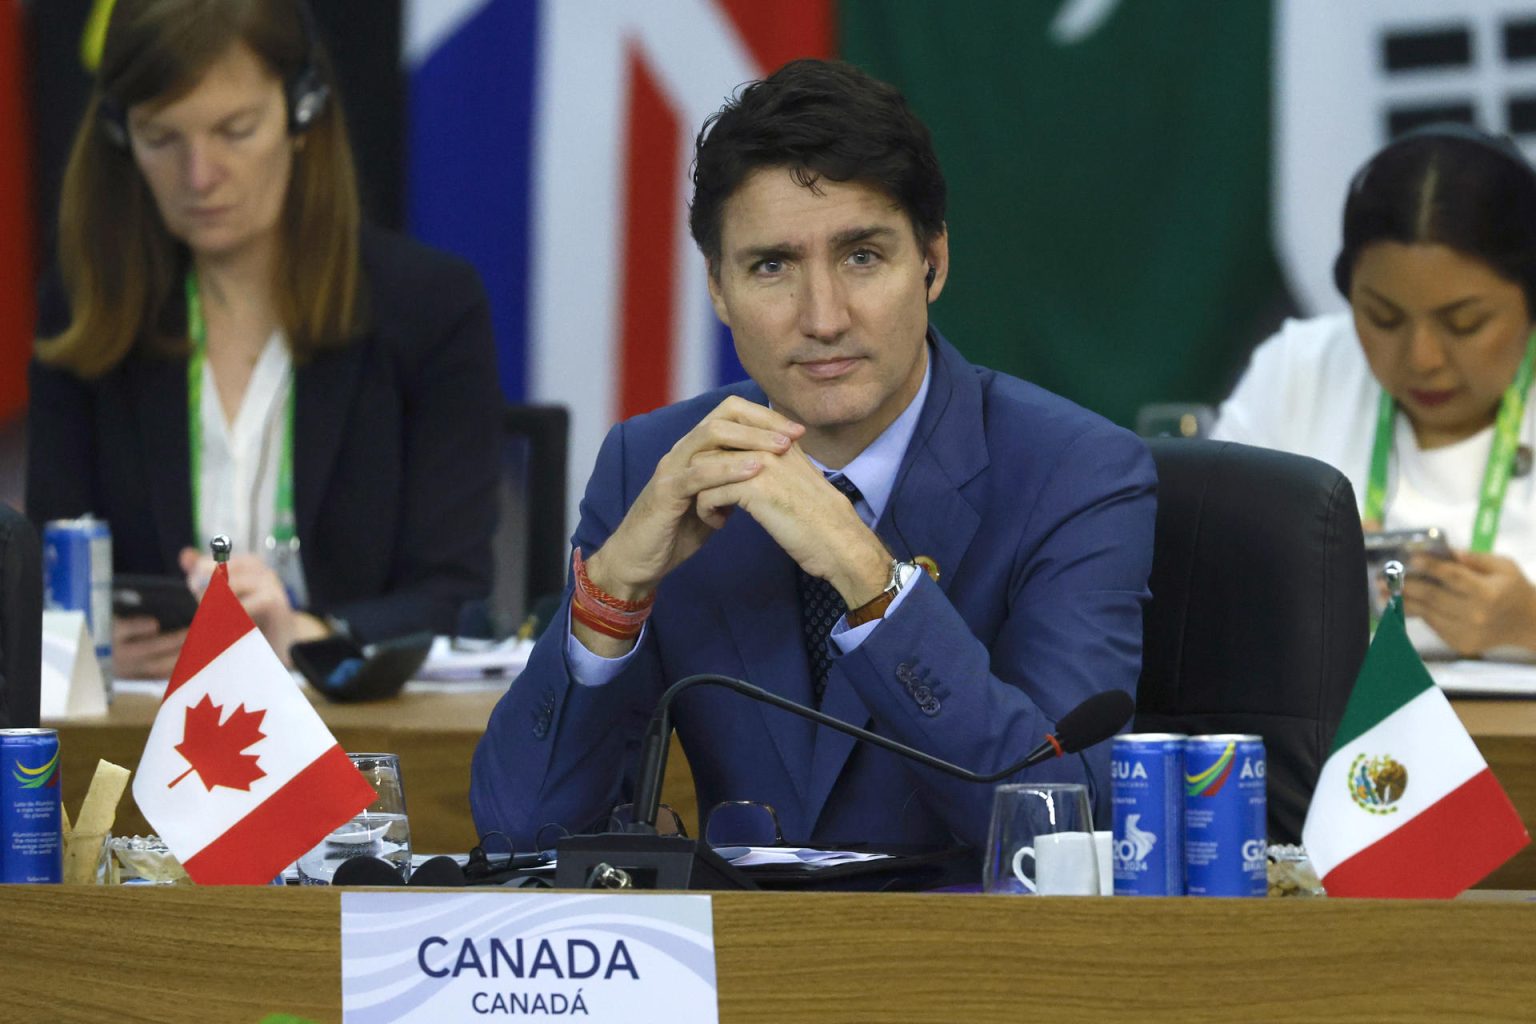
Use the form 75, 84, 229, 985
1301, 599, 1529, 898
132, 563, 376, 885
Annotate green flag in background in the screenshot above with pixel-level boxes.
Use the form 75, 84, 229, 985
839, 0, 1285, 428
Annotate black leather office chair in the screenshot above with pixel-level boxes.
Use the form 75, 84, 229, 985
0, 503, 42, 728
475, 404, 570, 638
1135, 439, 1369, 845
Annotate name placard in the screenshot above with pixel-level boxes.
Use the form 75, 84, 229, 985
340, 892, 718, 1023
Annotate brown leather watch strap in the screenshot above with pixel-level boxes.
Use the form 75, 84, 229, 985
845, 588, 898, 628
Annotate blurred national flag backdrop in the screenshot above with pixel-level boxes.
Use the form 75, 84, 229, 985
405, 0, 834, 526
404, 1, 1281, 525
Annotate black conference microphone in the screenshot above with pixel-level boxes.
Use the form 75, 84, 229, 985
554, 676, 1133, 890
628, 676, 1135, 832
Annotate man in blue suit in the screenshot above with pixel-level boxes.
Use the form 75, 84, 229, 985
471, 59, 1156, 853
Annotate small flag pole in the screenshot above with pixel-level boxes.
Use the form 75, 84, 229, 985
1383, 559, 1405, 602
211, 535, 231, 564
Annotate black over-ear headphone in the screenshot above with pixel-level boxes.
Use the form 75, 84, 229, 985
1332, 123, 1536, 296
98, 0, 330, 149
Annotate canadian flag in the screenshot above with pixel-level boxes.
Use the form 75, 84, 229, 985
132, 564, 376, 884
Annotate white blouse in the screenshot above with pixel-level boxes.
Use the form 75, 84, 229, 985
195, 331, 308, 602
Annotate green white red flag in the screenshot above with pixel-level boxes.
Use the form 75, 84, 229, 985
1302, 598, 1528, 897
131, 563, 375, 884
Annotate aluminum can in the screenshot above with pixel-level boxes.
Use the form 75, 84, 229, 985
1111, 733, 1186, 896
1184, 734, 1267, 897
1, 729, 63, 883
44, 516, 113, 685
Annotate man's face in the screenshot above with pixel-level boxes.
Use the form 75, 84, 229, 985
707, 167, 947, 463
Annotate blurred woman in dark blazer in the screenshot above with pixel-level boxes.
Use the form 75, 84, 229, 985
28, 0, 501, 677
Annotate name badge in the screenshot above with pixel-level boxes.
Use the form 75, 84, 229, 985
340, 892, 718, 1022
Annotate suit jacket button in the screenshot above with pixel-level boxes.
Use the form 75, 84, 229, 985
920, 698, 941, 717
912, 685, 933, 703
896, 662, 916, 684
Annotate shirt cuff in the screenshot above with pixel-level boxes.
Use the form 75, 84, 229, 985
564, 604, 647, 687
829, 567, 921, 654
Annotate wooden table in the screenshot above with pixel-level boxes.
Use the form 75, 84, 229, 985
1, 885, 1533, 1023
44, 690, 1536, 886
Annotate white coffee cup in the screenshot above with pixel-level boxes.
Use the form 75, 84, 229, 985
1012, 830, 1113, 895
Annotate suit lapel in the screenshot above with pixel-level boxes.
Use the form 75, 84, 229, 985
803, 332, 989, 829
881, 332, 987, 605
293, 343, 367, 543
130, 356, 194, 567
704, 507, 818, 809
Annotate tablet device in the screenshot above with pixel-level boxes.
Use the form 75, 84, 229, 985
112, 574, 199, 632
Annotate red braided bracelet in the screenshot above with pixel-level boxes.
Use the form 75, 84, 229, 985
570, 598, 641, 639
573, 548, 656, 613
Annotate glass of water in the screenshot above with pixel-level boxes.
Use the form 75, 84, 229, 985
296, 752, 412, 884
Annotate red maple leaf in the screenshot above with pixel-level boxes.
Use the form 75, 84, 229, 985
168, 695, 268, 792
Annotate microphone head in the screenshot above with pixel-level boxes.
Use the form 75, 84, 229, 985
331, 855, 406, 886
1054, 689, 1136, 753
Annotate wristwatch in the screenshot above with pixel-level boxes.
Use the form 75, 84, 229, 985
845, 558, 921, 628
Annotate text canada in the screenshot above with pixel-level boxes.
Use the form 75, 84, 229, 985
419, 937, 640, 981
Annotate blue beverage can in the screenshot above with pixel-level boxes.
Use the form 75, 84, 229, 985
1111, 733, 1186, 896
1, 729, 63, 883
1184, 734, 1267, 897
44, 516, 113, 683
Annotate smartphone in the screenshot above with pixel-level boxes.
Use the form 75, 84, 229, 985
1363, 527, 1452, 566
291, 631, 433, 703
112, 574, 199, 632
1363, 527, 1451, 616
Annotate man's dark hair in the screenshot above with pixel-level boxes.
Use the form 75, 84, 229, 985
689, 58, 947, 269
1334, 125, 1536, 311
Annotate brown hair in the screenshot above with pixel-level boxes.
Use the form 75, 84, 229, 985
39, 0, 366, 377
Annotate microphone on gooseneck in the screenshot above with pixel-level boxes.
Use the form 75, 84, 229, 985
627, 676, 1135, 833
555, 677, 1134, 890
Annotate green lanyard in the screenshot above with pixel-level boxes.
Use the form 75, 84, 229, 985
184, 272, 297, 550
1363, 331, 1536, 553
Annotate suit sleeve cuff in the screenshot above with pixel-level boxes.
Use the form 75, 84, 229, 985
829, 569, 922, 654
563, 604, 647, 686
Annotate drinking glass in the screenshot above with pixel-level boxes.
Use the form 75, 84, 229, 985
983, 782, 1099, 895
297, 752, 412, 884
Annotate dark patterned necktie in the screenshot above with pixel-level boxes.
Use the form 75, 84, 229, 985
798, 474, 864, 704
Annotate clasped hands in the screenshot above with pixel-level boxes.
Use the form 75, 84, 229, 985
577, 397, 893, 655
113, 547, 329, 679
1400, 550, 1536, 657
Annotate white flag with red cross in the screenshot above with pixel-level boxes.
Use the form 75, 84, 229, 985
131, 563, 376, 884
